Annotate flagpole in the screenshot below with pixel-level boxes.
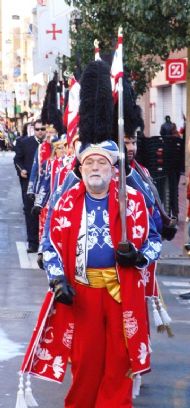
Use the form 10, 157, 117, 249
117, 27, 128, 248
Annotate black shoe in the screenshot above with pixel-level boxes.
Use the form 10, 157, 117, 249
27, 246, 38, 253
179, 292, 190, 300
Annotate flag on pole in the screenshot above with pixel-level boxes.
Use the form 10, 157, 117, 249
32, 48, 57, 76
37, 4, 71, 58
111, 27, 123, 104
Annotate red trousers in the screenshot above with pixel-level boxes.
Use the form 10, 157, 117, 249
65, 284, 133, 408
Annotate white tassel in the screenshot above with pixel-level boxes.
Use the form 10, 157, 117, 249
25, 374, 38, 407
132, 374, 141, 399
157, 299, 172, 325
151, 298, 163, 328
15, 373, 28, 408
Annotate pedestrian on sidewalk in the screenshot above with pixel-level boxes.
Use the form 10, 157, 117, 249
160, 115, 176, 137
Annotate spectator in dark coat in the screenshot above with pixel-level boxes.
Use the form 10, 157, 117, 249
14, 119, 46, 252
160, 115, 176, 136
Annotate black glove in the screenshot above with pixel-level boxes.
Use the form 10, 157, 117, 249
161, 224, 178, 241
124, 145, 131, 175
116, 242, 146, 267
31, 206, 42, 216
27, 193, 35, 202
37, 253, 44, 270
49, 276, 75, 305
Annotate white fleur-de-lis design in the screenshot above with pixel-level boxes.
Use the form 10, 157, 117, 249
132, 225, 145, 239
103, 209, 109, 225
88, 210, 96, 226
48, 265, 63, 276
35, 345, 52, 361
43, 250, 57, 262
59, 195, 73, 212
53, 216, 71, 231
52, 356, 65, 379
136, 210, 143, 220
138, 342, 148, 365
127, 199, 136, 215
138, 268, 150, 287
42, 326, 54, 344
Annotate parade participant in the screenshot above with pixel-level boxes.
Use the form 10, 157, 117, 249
111, 76, 174, 377
27, 123, 58, 198
32, 139, 68, 268
17, 60, 162, 408
13, 119, 46, 252
32, 136, 68, 214
124, 133, 177, 241
42, 60, 161, 408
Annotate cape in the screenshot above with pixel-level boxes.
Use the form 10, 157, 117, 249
21, 179, 151, 381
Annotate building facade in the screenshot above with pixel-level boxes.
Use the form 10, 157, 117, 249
140, 49, 187, 137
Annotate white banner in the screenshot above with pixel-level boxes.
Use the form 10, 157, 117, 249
47, 0, 73, 18
37, 4, 71, 58
0, 91, 13, 110
14, 83, 29, 103
32, 48, 57, 76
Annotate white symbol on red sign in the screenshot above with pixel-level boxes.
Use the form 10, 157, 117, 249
168, 62, 184, 79
46, 24, 63, 40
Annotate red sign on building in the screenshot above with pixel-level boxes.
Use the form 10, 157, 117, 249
166, 59, 187, 82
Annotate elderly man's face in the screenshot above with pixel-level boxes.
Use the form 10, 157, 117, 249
80, 154, 113, 197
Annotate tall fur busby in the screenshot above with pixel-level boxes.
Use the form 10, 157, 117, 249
79, 60, 113, 145
112, 74, 144, 142
41, 72, 64, 136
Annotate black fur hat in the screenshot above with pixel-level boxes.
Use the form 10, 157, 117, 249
41, 73, 64, 136
112, 75, 144, 142
79, 60, 113, 145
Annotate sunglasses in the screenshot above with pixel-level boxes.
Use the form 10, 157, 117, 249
35, 127, 46, 131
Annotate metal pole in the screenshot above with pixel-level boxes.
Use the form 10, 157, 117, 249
118, 75, 127, 242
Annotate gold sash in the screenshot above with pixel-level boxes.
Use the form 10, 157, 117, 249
86, 267, 121, 303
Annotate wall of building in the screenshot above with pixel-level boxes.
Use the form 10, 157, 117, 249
140, 49, 187, 136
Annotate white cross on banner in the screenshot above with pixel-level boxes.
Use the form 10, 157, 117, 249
37, 5, 71, 58
47, 0, 73, 18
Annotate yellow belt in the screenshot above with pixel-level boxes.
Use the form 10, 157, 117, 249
86, 267, 121, 303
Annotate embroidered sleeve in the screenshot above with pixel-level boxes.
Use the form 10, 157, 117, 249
138, 214, 162, 268
43, 202, 65, 281
127, 168, 155, 209
35, 171, 51, 207
27, 149, 39, 194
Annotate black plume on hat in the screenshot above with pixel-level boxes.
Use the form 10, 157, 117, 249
79, 60, 113, 144
41, 73, 64, 136
112, 75, 144, 142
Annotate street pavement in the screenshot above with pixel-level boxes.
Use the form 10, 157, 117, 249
0, 151, 190, 408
